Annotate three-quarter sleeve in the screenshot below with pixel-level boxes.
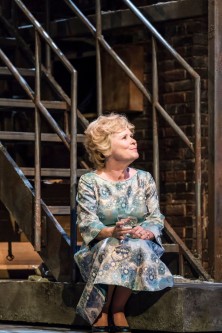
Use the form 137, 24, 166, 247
77, 175, 105, 245
140, 173, 165, 244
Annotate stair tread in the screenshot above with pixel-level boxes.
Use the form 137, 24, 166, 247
0, 131, 85, 142
0, 98, 68, 109
21, 167, 88, 177
0, 66, 35, 76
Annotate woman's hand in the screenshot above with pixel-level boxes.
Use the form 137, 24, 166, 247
96, 221, 132, 241
112, 221, 133, 240
130, 225, 154, 240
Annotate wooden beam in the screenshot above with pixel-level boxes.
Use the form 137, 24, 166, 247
208, 0, 222, 281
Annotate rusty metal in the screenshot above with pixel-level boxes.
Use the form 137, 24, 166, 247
45, 0, 52, 73
70, 69, 78, 280
96, 0, 103, 115
152, 37, 160, 194
34, 30, 42, 252
194, 77, 202, 258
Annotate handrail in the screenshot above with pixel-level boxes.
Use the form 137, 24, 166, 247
122, 0, 202, 259
61, 0, 202, 260
2, 0, 79, 281
0, 13, 89, 129
62, 1, 193, 146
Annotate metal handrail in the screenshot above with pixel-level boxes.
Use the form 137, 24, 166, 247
1, 0, 79, 281
61, 0, 202, 259
122, 0, 202, 259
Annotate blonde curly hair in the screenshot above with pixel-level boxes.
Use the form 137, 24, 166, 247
84, 113, 135, 169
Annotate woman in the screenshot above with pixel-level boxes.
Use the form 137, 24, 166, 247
74, 113, 174, 333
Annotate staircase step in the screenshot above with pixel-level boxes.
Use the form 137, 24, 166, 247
0, 66, 35, 77
0, 131, 85, 142
0, 98, 68, 109
21, 167, 88, 177
48, 205, 70, 215
0, 242, 42, 268
163, 243, 179, 253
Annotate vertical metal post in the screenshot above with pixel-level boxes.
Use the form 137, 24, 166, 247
70, 70, 78, 281
34, 30, 42, 251
45, 0, 52, 73
195, 76, 202, 259
96, 0, 103, 115
152, 37, 160, 194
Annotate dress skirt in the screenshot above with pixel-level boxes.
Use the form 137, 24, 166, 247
74, 236, 174, 324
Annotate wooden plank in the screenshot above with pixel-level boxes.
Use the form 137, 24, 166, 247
0, 131, 85, 143
102, 45, 144, 112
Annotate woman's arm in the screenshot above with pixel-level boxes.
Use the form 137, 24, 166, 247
130, 172, 164, 242
77, 175, 132, 244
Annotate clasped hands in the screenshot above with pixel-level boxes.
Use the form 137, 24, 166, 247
113, 220, 154, 241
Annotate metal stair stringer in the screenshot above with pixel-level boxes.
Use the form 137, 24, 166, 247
0, 142, 72, 282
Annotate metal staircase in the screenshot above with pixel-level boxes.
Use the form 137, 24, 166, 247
0, 0, 211, 281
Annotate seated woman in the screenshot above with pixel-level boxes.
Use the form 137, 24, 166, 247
74, 113, 174, 333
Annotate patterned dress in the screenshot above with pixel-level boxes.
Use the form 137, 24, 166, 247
74, 169, 174, 324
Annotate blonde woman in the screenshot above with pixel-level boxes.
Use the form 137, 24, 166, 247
74, 113, 173, 333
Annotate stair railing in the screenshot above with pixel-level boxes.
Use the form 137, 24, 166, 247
121, 0, 201, 259
0, 0, 85, 280
59, 0, 208, 279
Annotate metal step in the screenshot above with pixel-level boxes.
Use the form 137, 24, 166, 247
21, 167, 88, 177
0, 131, 85, 142
0, 66, 35, 77
0, 98, 68, 109
48, 205, 70, 215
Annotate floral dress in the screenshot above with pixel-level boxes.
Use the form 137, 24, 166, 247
74, 169, 174, 324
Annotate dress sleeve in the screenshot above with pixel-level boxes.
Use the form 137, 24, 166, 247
140, 173, 165, 243
77, 175, 105, 245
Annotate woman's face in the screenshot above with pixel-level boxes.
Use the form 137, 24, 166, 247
108, 128, 139, 164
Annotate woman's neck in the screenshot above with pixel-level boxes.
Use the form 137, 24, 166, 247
97, 166, 130, 181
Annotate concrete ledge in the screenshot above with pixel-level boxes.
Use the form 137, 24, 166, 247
0, 279, 221, 331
